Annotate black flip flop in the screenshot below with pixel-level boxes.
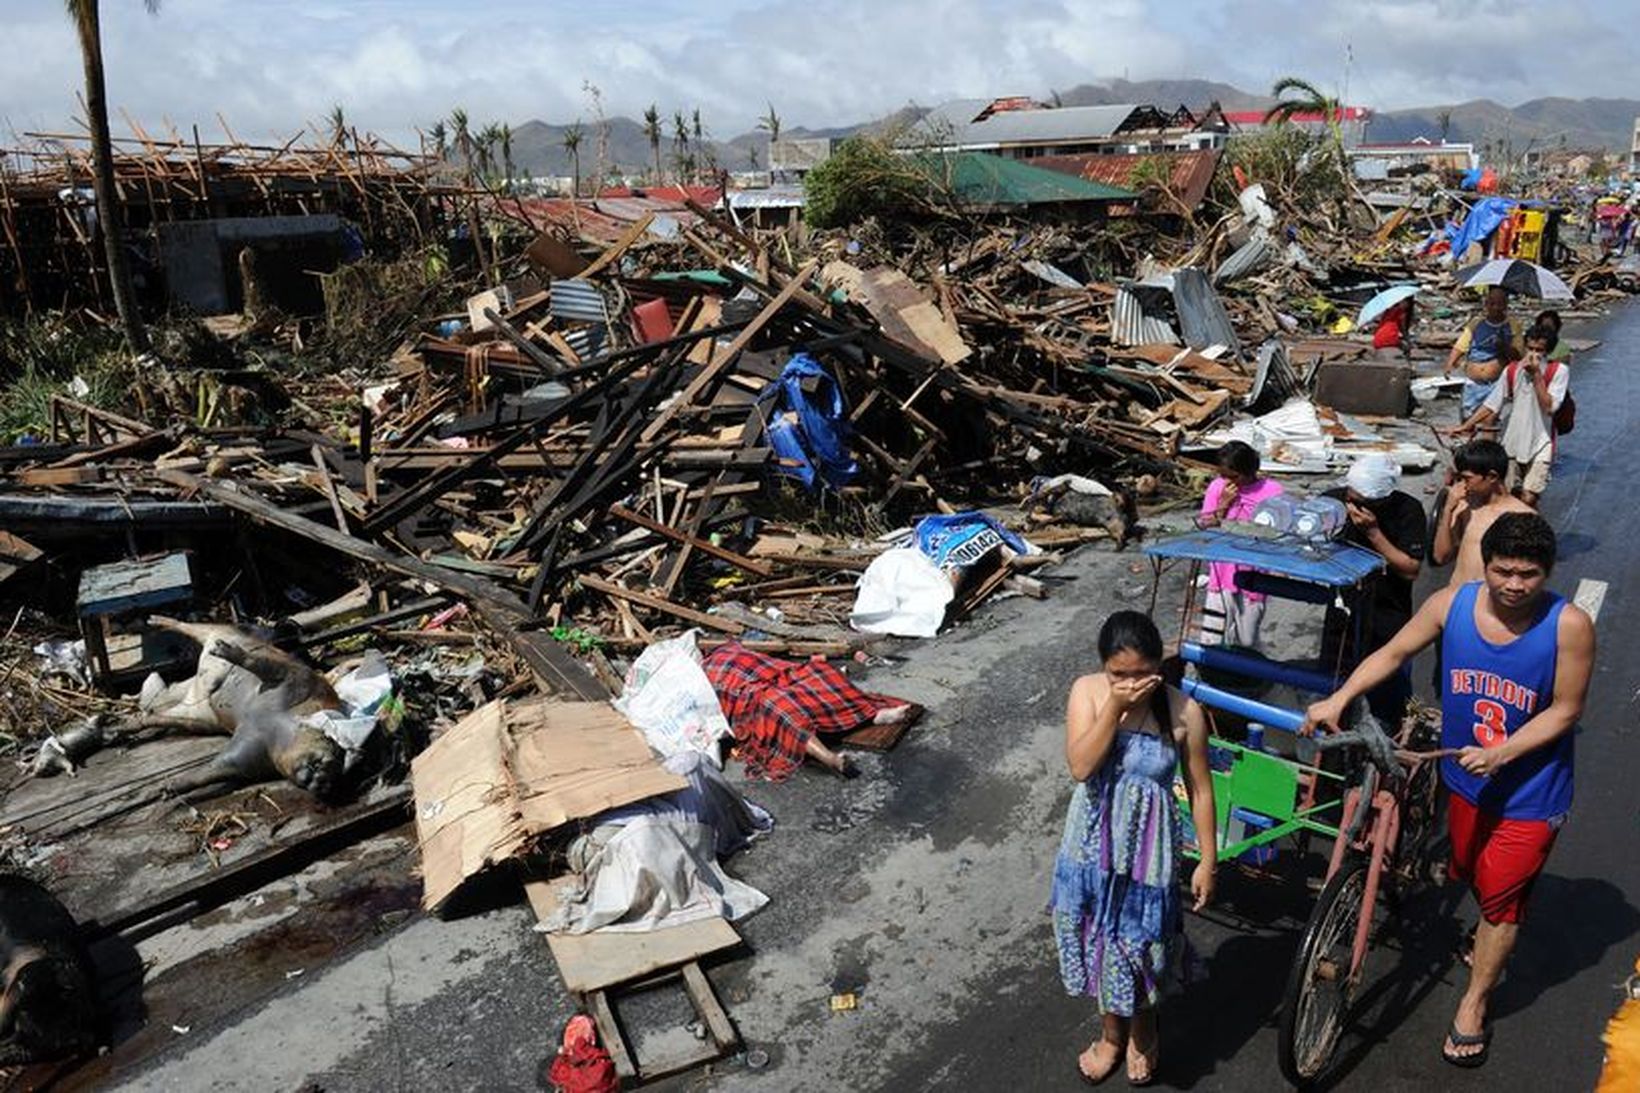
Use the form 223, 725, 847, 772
1442, 1023, 1491, 1068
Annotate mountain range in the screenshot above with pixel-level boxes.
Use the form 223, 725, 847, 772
500, 78, 1639, 179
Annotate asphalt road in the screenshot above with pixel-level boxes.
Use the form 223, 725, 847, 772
102, 301, 1640, 1093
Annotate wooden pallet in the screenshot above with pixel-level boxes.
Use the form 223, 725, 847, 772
525, 879, 743, 1084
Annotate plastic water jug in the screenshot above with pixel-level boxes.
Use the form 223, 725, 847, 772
1250, 494, 1298, 532
1292, 496, 1347, 540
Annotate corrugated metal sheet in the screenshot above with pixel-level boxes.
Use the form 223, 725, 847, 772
1164, 269, 1242, 360
1114, 269, 1242, 359
1111, 285, 1179, 347
913, 152, 1135, 207
562, 324, 607, 360
1213, 233, 1277, 284
550, 279, 609, 323
908, 102, 1141, 148
1034, 149, 1222, 214
727, 186, 806, 210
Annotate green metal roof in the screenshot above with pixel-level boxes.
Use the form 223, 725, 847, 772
911, 151, 1137, 207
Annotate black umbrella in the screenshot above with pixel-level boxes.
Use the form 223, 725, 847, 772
1453, 258, 1574, 300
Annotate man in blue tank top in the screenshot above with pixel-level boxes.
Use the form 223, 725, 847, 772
1303, 512, 1594, 1069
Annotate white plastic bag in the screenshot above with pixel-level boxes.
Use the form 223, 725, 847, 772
849, 548, 955, 638
612, 630, 732, 765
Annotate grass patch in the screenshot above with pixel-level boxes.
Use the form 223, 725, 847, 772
0, 315, 131, 442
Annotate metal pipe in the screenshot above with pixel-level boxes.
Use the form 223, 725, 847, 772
1179, 677, 1306, 733
1180, 641, 1342, 694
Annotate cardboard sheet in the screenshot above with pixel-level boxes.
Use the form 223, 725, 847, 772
411, 696, 685, 912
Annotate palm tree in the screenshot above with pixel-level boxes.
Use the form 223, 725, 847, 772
450, 107, 472, 173
499, 123, 514, 188
757, 103, 781, 145
562, 122, 584, 197
475, 122, 503, 180
65, 0, 157, 353
757, 103, 780, 180
1262, 76, 1339, 127
643, 104, 662, 184
328, 104, 347, 146
1438, 109, 1453, 143
429, 120, 448, 161
672, 111, 691, 183
1264, 75, 1346, 175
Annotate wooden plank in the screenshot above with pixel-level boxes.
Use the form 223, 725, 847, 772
85, 791, 411, 940
577, 212, 654, 279
479, 607, 610, 700
608, 503, 773, 577
639, 259, 819, 444
0, 530, 43, 585
578, 574, 745, 634
526, 880, 742, 994
15, 466, 103, 487
589, 991, 638, 1080
681, 962, 739, 1050
310, 444, 351, 534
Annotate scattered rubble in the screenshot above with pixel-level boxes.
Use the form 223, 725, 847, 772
1, 112, 1634, 1084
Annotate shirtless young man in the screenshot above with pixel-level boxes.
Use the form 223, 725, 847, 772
1433, 440, 1534, 586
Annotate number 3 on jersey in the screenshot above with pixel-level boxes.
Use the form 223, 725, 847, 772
1472, 699, 1509, 748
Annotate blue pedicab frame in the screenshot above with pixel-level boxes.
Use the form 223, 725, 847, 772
1142, 528, 1389, 863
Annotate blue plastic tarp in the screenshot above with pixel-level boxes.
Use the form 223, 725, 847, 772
760, 353, 857, 490
1447, 196, 1518, 261
1142, 528, 1385, 588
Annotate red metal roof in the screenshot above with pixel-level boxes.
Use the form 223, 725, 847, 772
594, 184, 722, 204
1032, 149, 1222, 214
1222, 107, 1371, 125
497, 194, 708, 244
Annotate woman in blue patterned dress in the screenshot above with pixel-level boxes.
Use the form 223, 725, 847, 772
1052, 612, 1218, 1085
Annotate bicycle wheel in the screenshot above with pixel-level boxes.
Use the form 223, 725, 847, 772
1278, 856, 1371, 1086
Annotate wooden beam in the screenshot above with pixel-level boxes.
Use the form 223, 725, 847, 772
578, 574, 745, 634
156, 471, 533, 619
638, 259, 818, 444
577, 212, 654, 279
608, 503, 773, 577
311, 444, 351, 533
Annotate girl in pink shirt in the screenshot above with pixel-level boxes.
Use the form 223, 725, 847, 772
1197, 441, 1284, 649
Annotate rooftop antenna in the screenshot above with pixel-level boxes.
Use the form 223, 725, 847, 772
1342, 42, 1353, 118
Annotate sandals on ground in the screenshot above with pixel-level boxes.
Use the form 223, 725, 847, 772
1126, 1028, 1159, 1087
1076, 1037, 1123, 1085
1442, 1023, 1491, 1068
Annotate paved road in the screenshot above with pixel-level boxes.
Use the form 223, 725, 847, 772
104, 302, 1639, 1092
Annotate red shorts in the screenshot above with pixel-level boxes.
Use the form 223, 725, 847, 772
1447, 792, 1560, 924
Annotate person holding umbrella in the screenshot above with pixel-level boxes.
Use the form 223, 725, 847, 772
1444, 287, 1521, 426
1358, 284, 1419, 357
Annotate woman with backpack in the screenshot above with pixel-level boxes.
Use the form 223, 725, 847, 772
1447, 323, 1573, 508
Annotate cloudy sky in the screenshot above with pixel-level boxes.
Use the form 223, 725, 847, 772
7, 0, 1635, 145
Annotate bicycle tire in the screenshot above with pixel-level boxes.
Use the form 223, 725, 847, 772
1427, 484, 1449, 553
1277, 855, 1371, 1086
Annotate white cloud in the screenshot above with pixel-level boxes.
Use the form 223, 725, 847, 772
2, 0, 1634, 146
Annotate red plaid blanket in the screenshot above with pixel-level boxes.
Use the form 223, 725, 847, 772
703, 642, 890, 781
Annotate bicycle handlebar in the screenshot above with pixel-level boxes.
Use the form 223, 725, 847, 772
1312, 703, 1400, 774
